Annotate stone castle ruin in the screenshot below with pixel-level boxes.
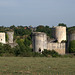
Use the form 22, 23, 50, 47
7, 31, 14, 43
0, 26, 75, 54
0, 31, 14, 44
32, 26, 66, 55
0, 31, 17, 47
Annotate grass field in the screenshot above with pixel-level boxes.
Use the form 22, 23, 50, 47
0, 57, 75, 75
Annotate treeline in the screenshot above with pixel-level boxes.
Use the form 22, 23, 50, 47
0, 23, 75, 37
36, 25, 53, 38
0, 25, 31, 36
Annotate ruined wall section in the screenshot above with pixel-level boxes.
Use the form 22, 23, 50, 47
47, 42, 66, 54
32, 32, 47, 52
7, 32, 14, 43
0, 33, 6, 44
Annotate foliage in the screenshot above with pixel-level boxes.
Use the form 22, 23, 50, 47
24, 36, 32, 46
10, 25, 15, 29
32, 52, 44, 57
5, 33, 9, 41
0, 26, 5, 32
67, 26, 75, 34
69, 40, 75, 53
15, 36, 32, 56
0, 43, 4, 56
36, 25, 53, 38
0, 43, 15, 56
14, 27, 31, 36
42, 49, 60, 57
58, 23, 67, 27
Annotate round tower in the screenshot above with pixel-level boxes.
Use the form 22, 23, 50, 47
7, 31, 14, 43
32, 32, 47, 52
54, 26, 66, 43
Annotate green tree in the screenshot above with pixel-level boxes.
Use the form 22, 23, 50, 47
58, 23, 67, 27
69, 40, 75, 53
3, 44, 12, 53
10, 25, 15, 29
36, 25, 52, 38
24, 37, 31, 46
5, 33, 8, 42
0, 43, 4, 55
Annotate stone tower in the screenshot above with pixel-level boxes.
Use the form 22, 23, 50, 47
0, 33, 6, 44
32, 32, 47, 52
7, 31, 14, 43
53, 26, 66, 43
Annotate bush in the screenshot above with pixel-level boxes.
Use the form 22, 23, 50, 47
2, 53, 15, 57
32, 52, 44, 57
69, 40, 75, 53
42, 49, 60, 57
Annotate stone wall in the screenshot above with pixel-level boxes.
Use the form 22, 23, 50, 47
7, 32, 14, 43
47, 42, 66, 54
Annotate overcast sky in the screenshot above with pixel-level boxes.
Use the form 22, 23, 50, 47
0, 0, 75, 27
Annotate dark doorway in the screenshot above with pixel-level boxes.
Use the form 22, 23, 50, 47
39, 48, 41, 52
1, 39, 2, 41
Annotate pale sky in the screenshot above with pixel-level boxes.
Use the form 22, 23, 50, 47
0, 0, 75, 27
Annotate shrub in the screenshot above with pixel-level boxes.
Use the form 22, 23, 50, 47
69, 40, 75, 53
42, 49, 60, 57
32, 52, 44, 57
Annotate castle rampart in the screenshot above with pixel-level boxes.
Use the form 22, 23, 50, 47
47, 42, 66, 54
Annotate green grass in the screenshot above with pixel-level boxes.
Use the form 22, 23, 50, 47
0, 57, 75, 75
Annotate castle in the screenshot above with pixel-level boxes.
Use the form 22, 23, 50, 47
32, 26, 75, 55
0, 26, 75, 55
